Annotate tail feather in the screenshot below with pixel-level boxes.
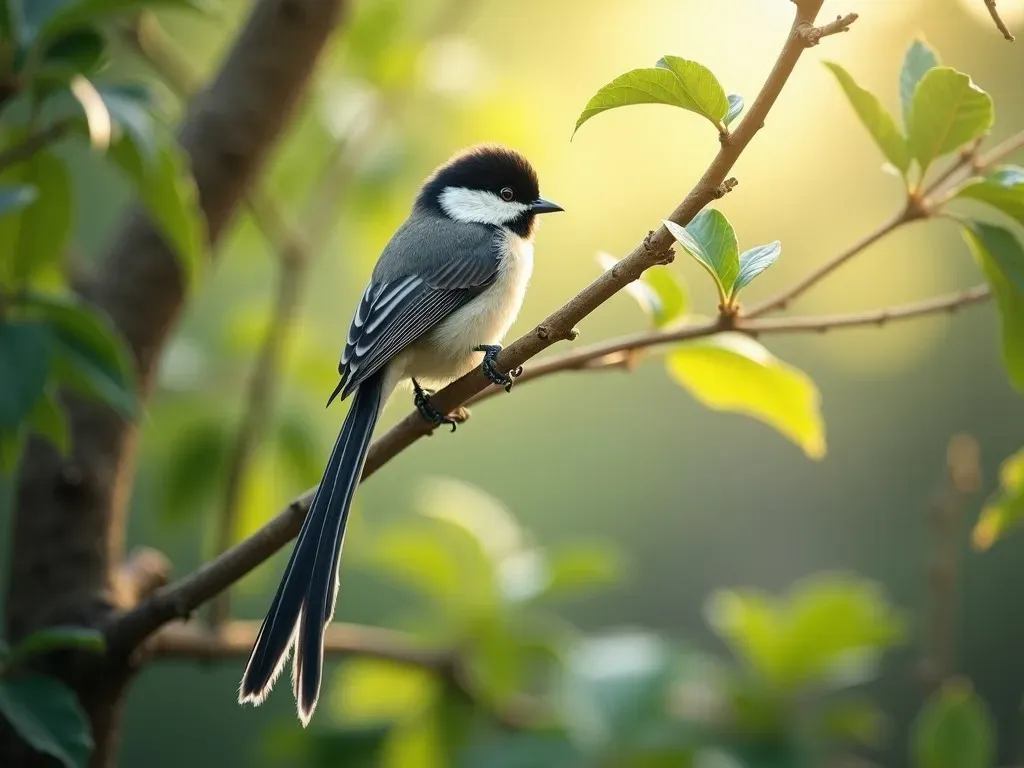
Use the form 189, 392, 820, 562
238, 369, 386, 723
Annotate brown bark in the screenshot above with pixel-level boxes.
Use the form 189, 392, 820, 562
1, 0, 348, 765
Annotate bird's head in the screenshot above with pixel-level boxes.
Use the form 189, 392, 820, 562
417, 143, 563, 237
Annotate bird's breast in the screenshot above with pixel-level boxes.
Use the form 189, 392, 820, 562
405, 231, 534, 383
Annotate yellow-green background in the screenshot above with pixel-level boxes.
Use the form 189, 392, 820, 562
29, 0, 1024, 764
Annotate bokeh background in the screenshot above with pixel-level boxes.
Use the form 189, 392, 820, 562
9, 0, 1024, 764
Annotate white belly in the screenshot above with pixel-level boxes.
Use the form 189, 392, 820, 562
400, 230, 533, 387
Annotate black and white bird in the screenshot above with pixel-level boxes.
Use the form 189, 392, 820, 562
238, 144, 563, 724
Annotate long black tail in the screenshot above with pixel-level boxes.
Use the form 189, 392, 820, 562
238, 369, 386, 725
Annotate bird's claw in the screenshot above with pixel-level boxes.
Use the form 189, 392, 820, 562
412, 379, 460, 432
474, 344, 521, 393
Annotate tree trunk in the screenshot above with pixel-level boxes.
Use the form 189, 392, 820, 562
2, 0, 349, 764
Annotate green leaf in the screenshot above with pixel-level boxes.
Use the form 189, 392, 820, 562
706, 574, 904, 691
597, 252, 687, 327
574, 57, 728, 137
907, 67, 993, 176
38, 0, 202, 44
912, 679, 995, 768
666, 333, 826, 459
106, 134, 206, 290
663, 211, 738, 299
0, 675, 93, 768
0, 185, 38, 216
900, 39, 940, 127
8, 627, 104, 666
972, 447, 1024, 551
725, 94, 744, 126
160, 416, 229, 522
0, 321, 51, 430
539, 543, 623, 602
732, 241, 782, 297
962, 222, 1024, 392
654, 56, 729, 124
956, 166, 1024, 226
22, 293, 136, 417
26, 389, 69, 455
41, 28, 107, 78
823, 61, 910, 175
0, 148, 72, 284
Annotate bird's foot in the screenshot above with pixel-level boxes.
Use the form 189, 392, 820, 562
474, 344, 522, 393
412, 379, 464, 433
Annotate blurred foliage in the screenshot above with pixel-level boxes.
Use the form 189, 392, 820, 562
262, 479, 910, 767
2, 1, 1024, 767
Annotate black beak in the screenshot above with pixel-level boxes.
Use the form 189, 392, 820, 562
530, 197, 564, 214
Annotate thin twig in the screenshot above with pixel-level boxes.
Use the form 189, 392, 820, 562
0, 120, 74, 172
106, 2, 851, 652
984, 0, 1016, 41
796, 13, 858, 46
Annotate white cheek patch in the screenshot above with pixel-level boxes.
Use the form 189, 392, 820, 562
439, 186, 530, 226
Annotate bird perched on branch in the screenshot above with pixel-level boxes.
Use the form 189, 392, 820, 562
238, 144, 563, 724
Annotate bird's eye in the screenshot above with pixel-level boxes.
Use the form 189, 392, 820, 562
500, 187, 514, 201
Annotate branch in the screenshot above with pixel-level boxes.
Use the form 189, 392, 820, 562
983, 0, 1016, 41
106, 1, 847, 651
151, 620, 449, 666
108, 286, 1001, 654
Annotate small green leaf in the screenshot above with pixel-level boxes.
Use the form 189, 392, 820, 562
972, 447, 1024, 551
666, 333, 825, 459
0, 185, 38, 216
106, 134, 206, 290
597, 252, 687, 327
0, 321, 51, 430
907, 67, 993, 176
706, 574, 903, 691
161, 416, 229, 522
900, 39, 940, 127
574, 57, 728, 137
956, 166, 1024, 226
962, 222, 1024, 392
823, 62, 910, 175
8, 627, 105, 666
725, 94, 744, 126
0, 148, 72, 284
0, 675, 93, 768
22, 293, 136, 416
912, 679, 995, 768
663, 211, 739, 300
732, 241, 782, 297
26, 389, 69, 455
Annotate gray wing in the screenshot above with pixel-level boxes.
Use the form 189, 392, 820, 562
329, 216, 500, 404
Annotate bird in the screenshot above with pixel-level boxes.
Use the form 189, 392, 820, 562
237, 143, 563, 725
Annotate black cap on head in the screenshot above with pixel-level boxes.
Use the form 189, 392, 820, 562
418, 143, 541, 208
